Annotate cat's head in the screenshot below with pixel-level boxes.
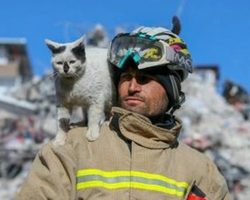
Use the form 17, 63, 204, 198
45, 36, 86, 79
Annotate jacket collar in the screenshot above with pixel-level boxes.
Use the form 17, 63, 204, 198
110, 107, 182, 149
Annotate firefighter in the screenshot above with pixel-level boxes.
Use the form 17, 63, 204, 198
16, 26, 230, 200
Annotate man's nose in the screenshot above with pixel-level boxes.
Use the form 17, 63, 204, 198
128, 77, 142, 93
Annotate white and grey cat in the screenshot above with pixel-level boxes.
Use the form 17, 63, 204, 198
45, 36, 114, 145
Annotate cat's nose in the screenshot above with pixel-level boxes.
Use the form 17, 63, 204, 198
63, 63, 69, 73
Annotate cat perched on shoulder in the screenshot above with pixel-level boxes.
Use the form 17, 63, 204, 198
45, 37, 114, 145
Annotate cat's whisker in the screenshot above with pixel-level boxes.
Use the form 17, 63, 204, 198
53, 71, 58, 76
53, 76, 58, 82
52, 72, 58, 78
43, 72, 57, 80
69, 73, 78, 81
74, 80, 82, 88
46, 71, 57, 78
73, 73, 80, 79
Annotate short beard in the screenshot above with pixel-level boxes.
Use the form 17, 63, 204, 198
118, 95, 169, 118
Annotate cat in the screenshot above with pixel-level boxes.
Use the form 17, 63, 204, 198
45, 36, 114, 145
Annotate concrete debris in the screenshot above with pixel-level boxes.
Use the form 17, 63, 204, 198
0, 66, 250, 199
176, 70, 250, 199
223, 80, 250, 120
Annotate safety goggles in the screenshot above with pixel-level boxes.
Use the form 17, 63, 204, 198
108, 33, 178, 70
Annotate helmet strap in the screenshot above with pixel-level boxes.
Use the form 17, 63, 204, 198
168, 91, 185, 115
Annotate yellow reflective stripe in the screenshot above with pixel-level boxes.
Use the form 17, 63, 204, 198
77, 169, 188, 188
131, 182, 184, 197
77, 169, 131, 177
131, 171, 188, 188
77, 181, 130, 190
76, 169, 189, 198
77, 181, 184, 197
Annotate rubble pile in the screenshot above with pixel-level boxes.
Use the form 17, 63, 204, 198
8, 75, 57, 136
223, 80, 250, 120
0, 75, 56, 199
176, 70, 250, 199
0, 68, 250, 199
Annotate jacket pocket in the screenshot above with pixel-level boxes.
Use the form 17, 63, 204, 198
184, 180, 196, 200
185, 181, 208, 200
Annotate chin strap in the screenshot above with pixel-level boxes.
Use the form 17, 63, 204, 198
168, 91, 185, 115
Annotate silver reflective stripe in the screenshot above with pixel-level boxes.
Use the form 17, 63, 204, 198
76, 169, 189, 198
77, 175, 186, 193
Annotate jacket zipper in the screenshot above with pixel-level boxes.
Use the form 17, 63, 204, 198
128, 141, 132, 200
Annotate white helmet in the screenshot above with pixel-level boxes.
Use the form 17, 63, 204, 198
108, 25, 193, 113
108, 26, 193, 81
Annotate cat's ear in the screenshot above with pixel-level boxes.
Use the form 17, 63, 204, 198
71, 36, 86, 57
45, 39, 66, 54
171, 16, 181, 35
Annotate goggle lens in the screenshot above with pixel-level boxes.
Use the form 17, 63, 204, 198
109, 35, 164, 68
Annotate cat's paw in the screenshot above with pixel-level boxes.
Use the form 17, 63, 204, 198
59, 118, 70, 132
52, 133, 66, 146
86, 126, 100, 141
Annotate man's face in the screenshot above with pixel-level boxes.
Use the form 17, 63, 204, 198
118, 67, 169, 117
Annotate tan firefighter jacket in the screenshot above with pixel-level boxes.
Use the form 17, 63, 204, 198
16, 107, 230, 200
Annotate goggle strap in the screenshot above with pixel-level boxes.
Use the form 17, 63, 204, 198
133, 53, 141, 63
138, 33, 157, 41
165, 46, 177, 63
118, 48, 141, 69
118, 48, 133, 69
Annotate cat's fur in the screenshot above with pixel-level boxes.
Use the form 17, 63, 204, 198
45, 37, 114, 145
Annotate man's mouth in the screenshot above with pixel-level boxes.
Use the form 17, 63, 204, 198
124, 96, 144, 106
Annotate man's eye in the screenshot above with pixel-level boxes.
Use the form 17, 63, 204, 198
136, 74, 151, 84
120, 73, 133, 81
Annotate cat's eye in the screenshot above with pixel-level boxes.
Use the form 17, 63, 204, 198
69, 60, 76, 64
56, 61, 63, 65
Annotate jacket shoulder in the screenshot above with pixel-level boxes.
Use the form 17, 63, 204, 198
66, 126, 88, 142
177, 142, 229, 198
65, 122, 110, 146
177, 142, 210, 162
175, 142, 218, 178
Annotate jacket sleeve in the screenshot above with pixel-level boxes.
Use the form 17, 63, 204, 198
15, 141, 77, 200
202, 158, 231, 200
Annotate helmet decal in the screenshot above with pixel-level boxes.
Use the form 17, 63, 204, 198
107, 16, 192, 113
108, 16, 193, 82
142, 47, 161, 61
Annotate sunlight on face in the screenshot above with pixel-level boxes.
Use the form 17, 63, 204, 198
118, 69, 169, 117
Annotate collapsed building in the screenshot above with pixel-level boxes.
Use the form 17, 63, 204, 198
176, 66, 250, 199
0, 41, 250, 199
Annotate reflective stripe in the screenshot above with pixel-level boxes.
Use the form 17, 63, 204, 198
76, 169, 188, 198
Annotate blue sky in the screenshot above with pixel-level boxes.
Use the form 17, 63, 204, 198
1, 0, 250, 92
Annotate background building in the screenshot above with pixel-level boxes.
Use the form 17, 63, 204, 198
0, 38, 32, 92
